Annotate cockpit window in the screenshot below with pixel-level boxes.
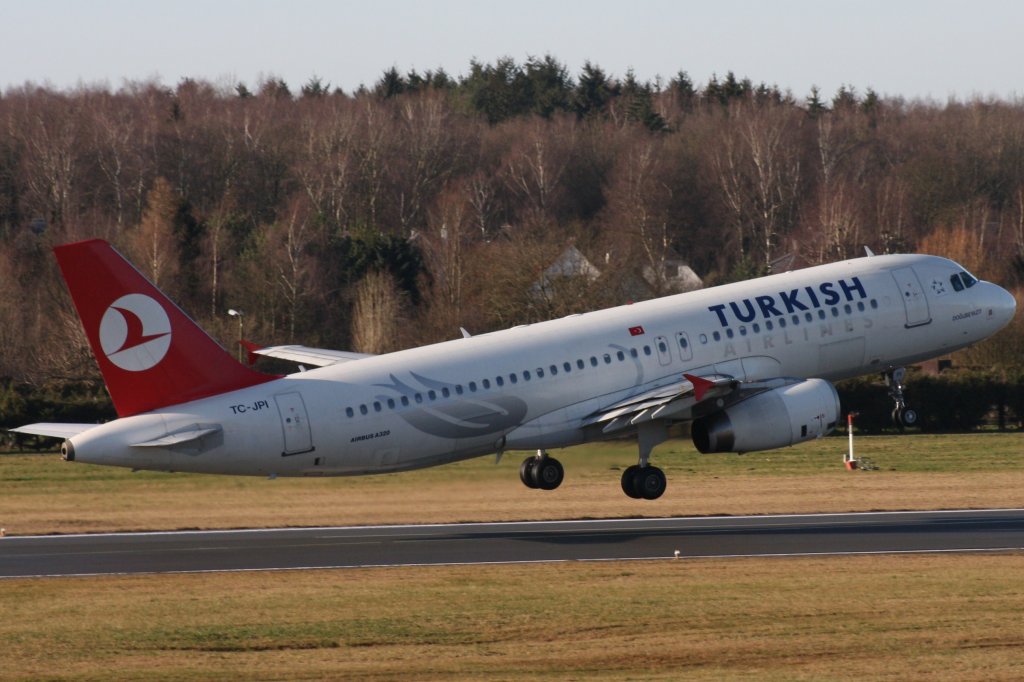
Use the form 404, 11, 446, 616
950, 271, 978, 292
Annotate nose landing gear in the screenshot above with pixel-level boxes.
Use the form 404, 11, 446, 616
884, 367, 918, 428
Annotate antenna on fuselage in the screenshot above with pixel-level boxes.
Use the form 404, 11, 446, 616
864, 246, 876, 257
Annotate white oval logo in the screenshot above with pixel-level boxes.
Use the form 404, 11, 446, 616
99, 294, 172, 372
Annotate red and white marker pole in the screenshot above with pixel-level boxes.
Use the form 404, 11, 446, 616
844, 412, 858, 470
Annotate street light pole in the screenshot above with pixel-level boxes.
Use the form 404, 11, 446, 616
227, 309, 244, 363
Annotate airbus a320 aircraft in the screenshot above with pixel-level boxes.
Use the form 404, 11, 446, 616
13, 240, 1016, 499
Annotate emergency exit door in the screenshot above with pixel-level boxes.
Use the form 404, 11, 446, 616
891, 267, 931, 327
275, 392, 314, 455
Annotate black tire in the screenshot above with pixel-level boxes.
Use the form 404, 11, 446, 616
900, 408, 918, 426
635, 466, 667, 500
534, 457, 564, 490
621, 465, 642, 499
520, 457, 539, 489
891, 407, 902, 427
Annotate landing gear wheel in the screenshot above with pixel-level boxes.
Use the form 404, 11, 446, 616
621, 465, 642, 499
893, 406, 918, 427
621, 465, 666, 500
534, 457, 564, 490
520, 457, 539, 489
633, 466, 667, 500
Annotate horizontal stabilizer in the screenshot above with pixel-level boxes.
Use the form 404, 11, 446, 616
9, 423, 96, 439
246, 343, 374, 367
130, 424, 222, 448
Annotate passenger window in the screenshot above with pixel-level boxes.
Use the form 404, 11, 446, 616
401, 396, 410, 406
482, 379, 490, 389
752, 323, 760, 333
617, 350, 625, 360
792, 315, 800, 325
428, 390, 436, 401
818, 310, 826, 320
469, 382, 477, 392
373, 401, 382, 412
345, 407, 354, 418
779, 317, 786, 328
765, 321, 773, 331
857, 301, 865, 312
831, 307, 839, 317
496, 376, 504, 387
563, 362, 571, 372
804, 312, 813, 322
577, 359, 585, 369
713, 331, 721, 341
456, 385, 464, 395
630, 348, 639, 358
590, 356, 598, 367
387, 398, 396, 409
844, 304, 852, 314
739, 326, 747, 336
359, 404, 368, 415
644, 345, 653, 355
441, 387, 450, 398
604, 353, 612, 364
699, 333, 708, 344
415, 393, 423, 404
508, 374, 517, 384
725, 329, 734, 339
870, 299, 879, 309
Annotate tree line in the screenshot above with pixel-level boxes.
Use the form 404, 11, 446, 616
0, 56, 1022, 428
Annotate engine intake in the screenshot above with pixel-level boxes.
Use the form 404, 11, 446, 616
692, 379, 840, 454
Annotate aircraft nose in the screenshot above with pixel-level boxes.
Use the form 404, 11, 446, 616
986, 284, 1017, 329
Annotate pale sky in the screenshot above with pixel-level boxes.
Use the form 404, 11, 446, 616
2, 0, 1022, 101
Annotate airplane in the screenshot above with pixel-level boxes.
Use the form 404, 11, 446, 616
11, 239, 1017, 500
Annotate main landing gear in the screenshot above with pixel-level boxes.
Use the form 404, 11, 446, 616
884, 367, 918, 428
620, 422, 669, 500
520, 450, 564, 491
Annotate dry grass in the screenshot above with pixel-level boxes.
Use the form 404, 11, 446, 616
2, 554, 1023, 680
1, 433, 1022, 536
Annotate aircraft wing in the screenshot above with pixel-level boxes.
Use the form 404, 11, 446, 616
244, 342, 374, 367
586, 374, 799, 434
9, 423, 96, 439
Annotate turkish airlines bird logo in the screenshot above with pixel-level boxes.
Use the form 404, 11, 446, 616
98, 294, 172, 371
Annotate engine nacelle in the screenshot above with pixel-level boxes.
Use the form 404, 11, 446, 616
691, 379, 840, 454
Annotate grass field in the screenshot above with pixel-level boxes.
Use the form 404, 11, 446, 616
1, 432, 1022, 536
2, 555, 1023, 680
2, 433, 1022, 680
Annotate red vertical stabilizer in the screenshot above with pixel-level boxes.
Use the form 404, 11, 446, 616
54, 239, 278, 417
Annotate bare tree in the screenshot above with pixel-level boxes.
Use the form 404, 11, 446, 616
712, 103, 802, 271
351, 269, 405, 353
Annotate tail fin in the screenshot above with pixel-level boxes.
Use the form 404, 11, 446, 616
54, 239, 278, 417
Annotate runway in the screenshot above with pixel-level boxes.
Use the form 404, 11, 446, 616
2, 509, 1022, 578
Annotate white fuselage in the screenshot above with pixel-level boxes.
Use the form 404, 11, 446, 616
67, 254, 1016, 476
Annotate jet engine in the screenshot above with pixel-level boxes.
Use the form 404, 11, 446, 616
691, 379, 840, 454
